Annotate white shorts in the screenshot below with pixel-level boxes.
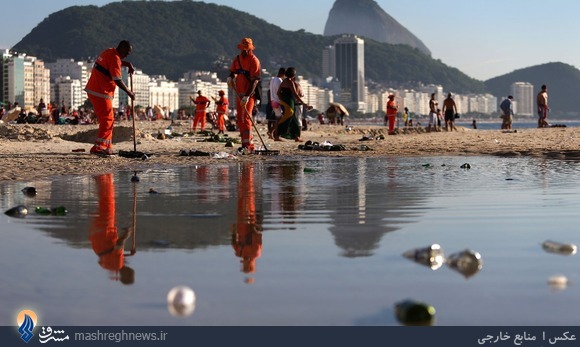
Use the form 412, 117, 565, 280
429, 112, 437, 126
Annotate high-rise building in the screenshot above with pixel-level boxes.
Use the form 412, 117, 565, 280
322, 45, 335, 79
510, 82, 534, 116
333, 35, 366, 112
1, 51, 50, 108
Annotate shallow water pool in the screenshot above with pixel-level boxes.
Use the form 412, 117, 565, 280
1, 155, 580, 326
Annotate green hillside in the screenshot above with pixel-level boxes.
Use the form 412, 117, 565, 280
13, 0, 484, 93
485, 62, 580, 116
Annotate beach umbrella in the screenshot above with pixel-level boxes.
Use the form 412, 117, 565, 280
329, 102, 349, 116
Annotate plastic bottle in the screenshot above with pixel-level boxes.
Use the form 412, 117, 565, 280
542, 240, 577, 255
395, 299, 436, 326
5, 205, 28, 218
35, 206, 52, 215
402, 244, 445, 270
446, 249, 483, 278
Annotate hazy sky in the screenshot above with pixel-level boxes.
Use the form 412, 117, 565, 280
5, 0, 580, 81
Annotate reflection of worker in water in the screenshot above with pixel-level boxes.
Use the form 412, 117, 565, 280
90, 174, 135, 285
231, 164, 262, 280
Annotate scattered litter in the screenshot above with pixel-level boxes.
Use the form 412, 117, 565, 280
303, 168, 317, 173
148, 188, 159, 194
422, 163, 431, 168
4, 205, 28, 218
446, 249, 483, 278
131, 175, 140, 183
460, 163, 471, 169
395, 299, 436, 326
402, 244, 445, 270
548, 274, 568, 287
212, 152, 236, 159
167, 286, 196, 317
21, 187, 37, 197
542, 240, 577, 255
71, 148, 86, 152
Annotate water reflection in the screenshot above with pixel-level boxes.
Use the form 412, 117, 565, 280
89, 174, 135, 284
231, 163, 262, 282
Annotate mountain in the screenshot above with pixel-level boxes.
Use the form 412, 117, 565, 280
485, 62, 580, 116
12, 1, 482, 93
324, 0, 431, 56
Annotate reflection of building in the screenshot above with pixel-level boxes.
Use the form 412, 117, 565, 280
334, 35, 366, 112
326, 157, 428, 258
511, 82, 534, 116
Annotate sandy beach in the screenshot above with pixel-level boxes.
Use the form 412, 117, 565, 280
1, 120, 580, 182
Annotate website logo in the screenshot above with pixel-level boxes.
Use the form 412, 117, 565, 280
16, 310, 37, 343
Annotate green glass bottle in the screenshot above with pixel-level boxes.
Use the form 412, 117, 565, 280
395, 299, 436, 326
51, 206, 68, 216
35, 206, 52, 215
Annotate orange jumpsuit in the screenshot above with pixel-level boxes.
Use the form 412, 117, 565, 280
232, 164, 262, 274
85, 48, 123, 152
192, 95, 210, 132
230, 53, 261, 150
215, 96, 229, 133
89, 174, 124, 275
386, 99, 398, 134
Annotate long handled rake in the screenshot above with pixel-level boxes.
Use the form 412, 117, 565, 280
119, 73, 149, 159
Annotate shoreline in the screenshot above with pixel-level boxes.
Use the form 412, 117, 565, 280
1, 120, 580, 182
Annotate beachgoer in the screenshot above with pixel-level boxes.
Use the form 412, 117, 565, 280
326, 105, 336, 125
89, 174, 135, 285
268, 67, 285, 138
442, 92, 458, 131
275, 67, 311, 142
428, 93, 438, 132
84, 40, 135, 156
500, 95, 514, 130
228, 37, 261, 152
190, 90, 210, 133
294, 76, 306, 130
472, 119, 477, 129
437, 108, 442, 128
386, 94, 398, 135
537, 85, 549, 128
215, 90, 228, 135
403, 107, 409, 127
231, 164, 262, 280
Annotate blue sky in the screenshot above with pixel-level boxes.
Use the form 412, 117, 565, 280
5, 0, 580, 81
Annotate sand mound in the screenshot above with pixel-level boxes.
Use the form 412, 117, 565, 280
0, 124, 53, 141
59, 126, 145, 143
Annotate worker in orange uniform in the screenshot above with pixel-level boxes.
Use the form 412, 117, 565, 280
215, 90, 229, 135
386, 94, 398, 135
85, 40, 135, 156
190, 90, 211, 133
229, 38, 261, 152
89, 174, 135, 285
231, 164, 262, 281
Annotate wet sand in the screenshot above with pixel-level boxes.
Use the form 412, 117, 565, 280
1, 120, 579, 181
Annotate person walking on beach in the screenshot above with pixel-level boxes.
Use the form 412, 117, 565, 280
500, 95, 514, 130
537, 84, 549, 128
190, 90, 210, 133
442, 93, 458, 132
229, 37, 261, 152
268, 67, 285, 138
215, 90, 228, 135
85, 40, 135, 156
386, 94, 398, 135
428, 93, 438, 132
275, 67, 311, 142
